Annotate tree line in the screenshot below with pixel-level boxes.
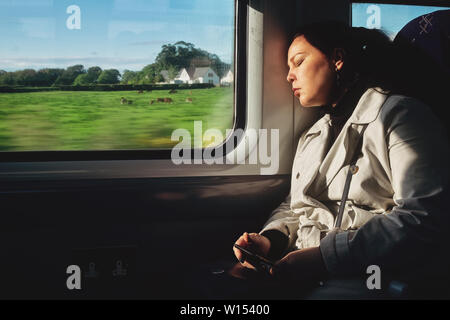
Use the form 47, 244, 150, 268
122, 41, 231, 85
0, 41, 231, 87
0, 65, 120, 87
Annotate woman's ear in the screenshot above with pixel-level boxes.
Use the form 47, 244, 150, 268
333, 48, 345, 71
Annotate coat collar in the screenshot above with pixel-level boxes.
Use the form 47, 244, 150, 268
348, 87, 389, 124
301, 87, 389, 197
304, 115, 330, 137
305, 87, 389, 137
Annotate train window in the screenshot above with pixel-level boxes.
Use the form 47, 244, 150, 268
352, 2, 450, 38
0, 0, 237, 158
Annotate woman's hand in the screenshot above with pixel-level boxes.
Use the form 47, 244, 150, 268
270, 247, 328, 285
233, 232, 271, 270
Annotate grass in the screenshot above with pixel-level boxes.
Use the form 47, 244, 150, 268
0, 87, 234, 151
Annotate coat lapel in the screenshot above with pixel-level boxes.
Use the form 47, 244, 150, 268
291, 115, 332, 209
306, 88, 389, 197
308, 123, 364, 197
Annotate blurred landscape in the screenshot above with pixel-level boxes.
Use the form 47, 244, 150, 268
0, 87, 233, 151
0, 41, 234, 151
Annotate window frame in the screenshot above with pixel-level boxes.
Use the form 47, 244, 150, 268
350, 0, 450, 35
351, 0, 450, 7
0, 0, 247, 163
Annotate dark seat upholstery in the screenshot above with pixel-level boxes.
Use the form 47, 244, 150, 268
393, 9, 450, 138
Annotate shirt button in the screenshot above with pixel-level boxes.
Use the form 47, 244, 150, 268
296, 172, 300, 179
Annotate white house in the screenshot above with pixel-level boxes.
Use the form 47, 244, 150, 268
220, 70, 233, 86
190, 67, 220, 86
173, 68, 191, 84
172, 67, 220, 86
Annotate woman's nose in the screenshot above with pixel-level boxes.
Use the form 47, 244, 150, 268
286, 69, 295, 83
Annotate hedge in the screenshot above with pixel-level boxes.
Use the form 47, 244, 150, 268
0, 83, 215, 93
0, 86, 59, 93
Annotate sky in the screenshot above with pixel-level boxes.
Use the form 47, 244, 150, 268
0, 0, 235, 72
1, 1, 448, 73
352, 3, 450, 39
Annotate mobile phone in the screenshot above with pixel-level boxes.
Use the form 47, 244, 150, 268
233, 243, 274, 274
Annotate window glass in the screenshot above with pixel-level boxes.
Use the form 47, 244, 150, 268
0, 0, 235, 151
352, 2, 450, 39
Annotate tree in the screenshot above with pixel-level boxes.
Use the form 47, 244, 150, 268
0, 71, 14, 85
154, 41, 230, 78
140, 64, 157, 83
73, 66, 102, 85
54, 64, 85, 85
155, 44, 178, 69
167, 65, 178, 81
86, 66, 102, 83
73, 74, 91, 86
15, 69, 38, 86
87, 66, 102, 78
36, 68, 64, 86
121, 70, 139, 84
154, 74, 164, 83
97, 69, 121, 84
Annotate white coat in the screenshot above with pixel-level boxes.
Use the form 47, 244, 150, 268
260, 87, 450, 275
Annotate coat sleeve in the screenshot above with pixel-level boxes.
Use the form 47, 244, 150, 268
320, 96, 450, 277
259, 193, 298, 253
259, 130, 312, 251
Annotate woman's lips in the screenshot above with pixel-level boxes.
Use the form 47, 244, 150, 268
293, 88, 300, 96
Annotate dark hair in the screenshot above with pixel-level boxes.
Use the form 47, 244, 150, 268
291, 21, 448, 114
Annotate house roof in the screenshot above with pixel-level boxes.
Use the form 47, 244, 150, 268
174, 69, 182, 78
221, 70, 233, 80
192, 67, 215, 79
174, 67, 218, 80
174, 68, 190, 79
186, 66, 196, 79
221, 70, 232, 76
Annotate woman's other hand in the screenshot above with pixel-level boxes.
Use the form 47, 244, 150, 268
233, 232, 271, 270
270, 247, 328, 285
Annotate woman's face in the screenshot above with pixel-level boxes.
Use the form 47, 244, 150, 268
287, 35, 338, 107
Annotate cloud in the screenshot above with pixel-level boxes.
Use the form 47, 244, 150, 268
0, 56, 154, 72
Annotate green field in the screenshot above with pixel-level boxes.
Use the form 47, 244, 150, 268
0, 87, 234, 151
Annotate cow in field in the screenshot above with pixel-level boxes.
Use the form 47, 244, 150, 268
120, 97, 127, 104
153, 97, 173, 103
185, 97, 193, 103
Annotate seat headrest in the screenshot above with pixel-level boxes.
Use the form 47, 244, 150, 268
394, 9, 450, 76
